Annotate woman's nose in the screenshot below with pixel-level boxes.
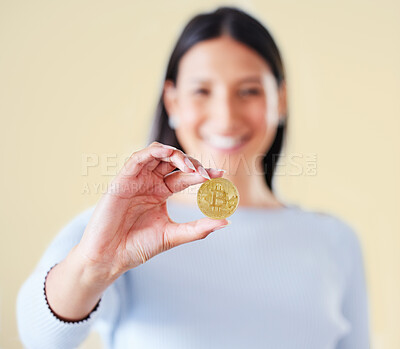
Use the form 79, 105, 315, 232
210, 94, 239, 131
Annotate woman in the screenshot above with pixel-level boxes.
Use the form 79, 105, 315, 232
17, 7, 370, 349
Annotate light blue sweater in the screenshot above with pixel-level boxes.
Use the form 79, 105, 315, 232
17, 200, 370, 348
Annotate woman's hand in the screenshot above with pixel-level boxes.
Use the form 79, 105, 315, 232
74, 141, 228, 284
45, 141, 227, 321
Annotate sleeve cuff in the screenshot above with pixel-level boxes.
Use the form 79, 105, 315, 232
17, 263, 104, 349
43, 263, 102, 324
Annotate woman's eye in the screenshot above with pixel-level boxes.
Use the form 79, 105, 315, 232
239, 88, 261, 96
194, 88, 209, 95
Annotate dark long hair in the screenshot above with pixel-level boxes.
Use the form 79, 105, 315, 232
148, 6, 287, 191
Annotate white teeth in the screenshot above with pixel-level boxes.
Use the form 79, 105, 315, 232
206, 134, 243, 149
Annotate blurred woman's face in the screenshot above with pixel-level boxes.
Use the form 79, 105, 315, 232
163, 35, 285, 171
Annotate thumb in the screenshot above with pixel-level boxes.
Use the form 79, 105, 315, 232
164, 218, 231, 247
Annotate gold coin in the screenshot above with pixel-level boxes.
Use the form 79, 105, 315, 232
197, 178, 239, 219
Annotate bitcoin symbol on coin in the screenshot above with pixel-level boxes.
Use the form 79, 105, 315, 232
197, 178, 239, 219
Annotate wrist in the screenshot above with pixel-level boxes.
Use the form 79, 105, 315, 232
44, 263, 102, 323
68, 244, 122, 292
44, 246, 119, 322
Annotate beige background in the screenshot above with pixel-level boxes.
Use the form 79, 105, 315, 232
1, 0, 399, 348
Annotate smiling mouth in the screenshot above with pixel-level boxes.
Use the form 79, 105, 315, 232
202, 133, 251, 152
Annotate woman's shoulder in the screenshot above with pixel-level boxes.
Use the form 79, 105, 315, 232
299, 205, 357, 234
292, 204, 362, 252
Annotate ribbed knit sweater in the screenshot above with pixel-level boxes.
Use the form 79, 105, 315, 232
17, 200, 370, 348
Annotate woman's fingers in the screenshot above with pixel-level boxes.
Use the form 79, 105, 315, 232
153, 161, 176, 177
163, 218, 230, 248
186, 156, 227, 180
164, 171, 205, 194
184, 156, 211, 180
163, 167, 225, 194
144, 157, 162, 173
118, 142, 225, 195
152, 150, 217, 181
119, 142, 192, 179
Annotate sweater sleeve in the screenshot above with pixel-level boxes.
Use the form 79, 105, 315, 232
335, 220, 371, 349
16, 206, 115, 349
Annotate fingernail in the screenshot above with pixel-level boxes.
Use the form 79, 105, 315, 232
184, 157, 196, 171
198, 166, 211, 180
207, 168, 226, 175
162, 144, 177, 150
215, 168, 226, 173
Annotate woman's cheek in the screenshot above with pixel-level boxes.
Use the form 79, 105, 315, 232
180, 99, 205, 122
246, 99, 267, 121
